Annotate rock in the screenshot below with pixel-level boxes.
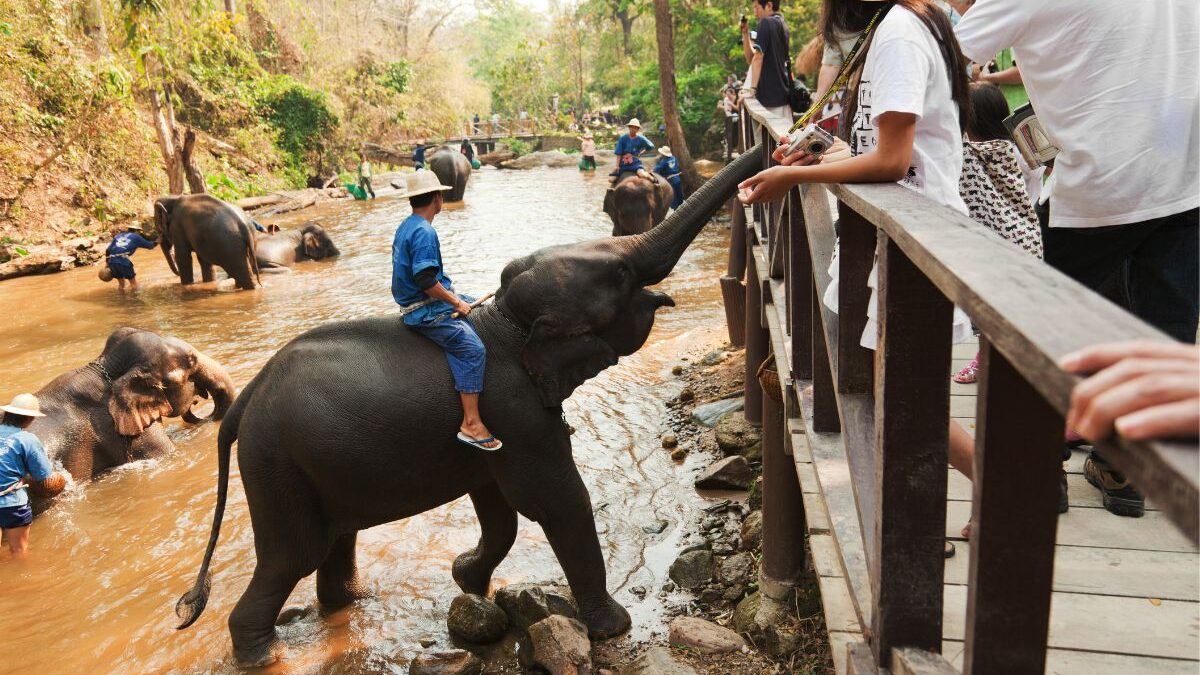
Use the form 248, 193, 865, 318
409, 649, 484, 675
501, 150, 584, 170
714, 413, 761, 454
748, 476, 763, 510
668, 617, 746, 654
764, 624, 802, 659
631, 585, 648, 598
678, 387, 695, 403
661, 434, 678, 449
668, 549, 714, 589
494, 584, 578, 631
740, 510, 763, 551
527, 615, 592, 675
694, 456, 754, 491
700, 349, 728, 366
446, 593, 509, 643
671, 365, 684, 376
623, 646, 699, 675
742, 440, 762, 463
703, 499, 731, 513
718, 552, 755, 590
419, 637, 438, 648
641, 520, 668, 534
662, 582, 675, 592
713, 542, 736, 556
732, 591, 760, 634
690, 397, 744, 428
670, 448, 687, 461
0, 251, 73, 281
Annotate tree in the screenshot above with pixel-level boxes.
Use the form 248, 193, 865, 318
653, 0, 700, 192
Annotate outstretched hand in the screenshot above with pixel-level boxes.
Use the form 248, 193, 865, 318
738, 166, 794, 205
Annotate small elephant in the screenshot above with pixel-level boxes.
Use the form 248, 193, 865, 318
27, 327, 236, 513
173, 150, 763, 667
603, 172, 675, 236
428, 145, 472, 202
155, 194, 261, 290
255, 223, 340, 270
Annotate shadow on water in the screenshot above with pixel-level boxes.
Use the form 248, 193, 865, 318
0, 165, 732, 673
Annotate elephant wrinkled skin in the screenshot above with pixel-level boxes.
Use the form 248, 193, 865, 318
428, 145, 472, 202
155, 193, 262, 290
603, 172, 674, 236
255, 223, 340, 270
174, 149, 765, 667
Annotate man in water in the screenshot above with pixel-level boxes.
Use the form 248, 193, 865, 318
391, 172, 501, 451
357, 152, 376, 200
0, 393, 66, 560
653, 146, 685, 209
609, 118, 657, 185
412, 143, 427, 170
105, 223, 156, 292
580, 130, 597, 171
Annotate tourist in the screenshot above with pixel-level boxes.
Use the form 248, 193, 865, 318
0, 393, 66, 560
391, 171, 501, 451
740, 0, 792, 119
957, 0, 1199, 517
609, 119, 657, 184
580, 130, 597, 171
104, 222, 156, 292
412, 143, 427, 170
472, 113, 481, 134
718, 88, 741, 159
653, 146, 685, 209
357, 152, 376, 200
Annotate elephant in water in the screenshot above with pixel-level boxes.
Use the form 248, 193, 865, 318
603, 172, 675, 236
255, 223, 340, 271
155, 194, 261, 290
27, 327, 236, 513
173, 151, 762, 667
428, 145, 472, 202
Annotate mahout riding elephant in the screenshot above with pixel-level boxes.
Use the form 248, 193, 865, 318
603, 172, 675, 236
428, 145, 472, 202
155, 194, 261, 290
173, 150, 762, 667
255, 223, 340, 270
26, 327, 236, 513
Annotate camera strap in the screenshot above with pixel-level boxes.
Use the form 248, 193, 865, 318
790, 8, 883, 133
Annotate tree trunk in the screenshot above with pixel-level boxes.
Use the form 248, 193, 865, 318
81, 0, 109, 55
224, 0, 235, 15
149, 87, 184, 195
653, 0, 702, 193
615, 6, 634, 57
181, 127, 207, 194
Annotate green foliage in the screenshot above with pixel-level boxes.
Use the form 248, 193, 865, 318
252, 75, 338, 176
379, 61, 412, 95
500, 137, 534, 157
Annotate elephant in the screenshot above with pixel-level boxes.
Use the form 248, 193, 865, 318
428, 145, 472, 202
255, 223, 340, 270
155, 193, 262, 290
603, 172, 675, 236
26, 327, 236, 513
173, 149, 763, 667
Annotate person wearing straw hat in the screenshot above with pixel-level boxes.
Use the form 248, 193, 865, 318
653, 146, 685, 209
579, 130, 597, 171
391, 171, 501, 451
0, 393, 65, 559
609, 118, 657, 185
103, 222, 157, 292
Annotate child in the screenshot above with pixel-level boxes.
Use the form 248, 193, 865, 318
105, 224, 157, 292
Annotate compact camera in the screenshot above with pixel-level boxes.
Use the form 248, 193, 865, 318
783, 124, 836, 159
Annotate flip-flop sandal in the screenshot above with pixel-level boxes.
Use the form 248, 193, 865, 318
457, 432, 503, 452
945, 541, 956, 558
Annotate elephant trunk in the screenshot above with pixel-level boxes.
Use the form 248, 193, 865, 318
157, 201, 181, 277
182, 350, 236, 423
626, 148, 763, 285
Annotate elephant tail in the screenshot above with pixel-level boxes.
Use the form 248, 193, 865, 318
240, 218, 262, 288
174, 383, 248, 630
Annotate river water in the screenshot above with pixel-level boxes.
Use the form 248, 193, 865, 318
0, 166, 731, 673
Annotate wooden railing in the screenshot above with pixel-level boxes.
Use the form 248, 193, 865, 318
726, 97, 1199, 673
393, 118, 541, 144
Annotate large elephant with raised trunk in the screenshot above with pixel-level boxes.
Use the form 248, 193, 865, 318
27, 327, 236, 513
428, 145, 472, 202
604, 172, 675, 236
173, 150, 763, 667
155, 194, 261, 290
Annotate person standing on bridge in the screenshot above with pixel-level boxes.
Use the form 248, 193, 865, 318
0, 393, 66, 560
609, 119, 657, 185
103, 223, 156, 292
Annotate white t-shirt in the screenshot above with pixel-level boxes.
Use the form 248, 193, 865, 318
956, 0, 1200, 228
851, 6, 968, 216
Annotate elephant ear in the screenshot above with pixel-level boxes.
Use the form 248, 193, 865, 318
108, 365, 172, 436
522, 316, 619, 408
302, 232, 319, 258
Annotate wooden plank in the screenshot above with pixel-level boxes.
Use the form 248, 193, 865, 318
943, 641, 1199, 675
810, 533, 846, 578
789, 187, 814, 381
830, 631, 865, 675
813, 282, 840, 433
893, 648, 958, 675
964, 343, 1065, 675
836, 203, 875, 396
846, 641, 881, 675
870, 235, 953, 666
761, 377, 807, 586
822, 574, 869, 634
946, 501, 1196, 553
744, 241, 767, 426
804, 489, 832, 534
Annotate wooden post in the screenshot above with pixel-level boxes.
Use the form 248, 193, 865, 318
761, 370, 807, 584
963, 341, 1062, 674
838, 203, 875, 395
721, 198, 748, 347
744, 246, 767, 426
812, 283, 840, 433
789, 188, 812, 381
870, 235, 952, 668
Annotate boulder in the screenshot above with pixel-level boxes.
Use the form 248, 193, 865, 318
622, 647, 699, 675
699, 349, 728, 366
742, 440, 762, 463
501, 150, 583, 170
718, 552, 755, 589
714, 413, 761, 455
661, 434, 678, 449
668, 617, 746, 654
446, 593, 509, 643
494, 584, 578, 631
527, 615, 593, 675
689, 397, 744, 428
740, 510, 763, 551
694, 456, 754, 491
670, 448, 688, 461
409, 649, 484, 675
732, 591, 760, 634
668, 549, 714, 590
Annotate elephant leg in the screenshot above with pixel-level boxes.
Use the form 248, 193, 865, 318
175, 242, 195, 285
128, 423, 173, 461
228, 566, 308, 667
316, 531, 369, 610
199, 259, 215, 283
452, 482, 518, 595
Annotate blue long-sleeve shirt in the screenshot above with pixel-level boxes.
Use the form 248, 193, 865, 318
0, 424, 54, 508
105, 231, 156, 272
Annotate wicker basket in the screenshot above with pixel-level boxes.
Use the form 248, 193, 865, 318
757, 353, 783, 403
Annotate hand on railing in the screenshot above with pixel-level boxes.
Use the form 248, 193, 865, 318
1060, 340, 1200, 441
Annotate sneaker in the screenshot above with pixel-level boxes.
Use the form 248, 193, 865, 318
1083, 451, 1144, 517
1059, 465, 1069, 514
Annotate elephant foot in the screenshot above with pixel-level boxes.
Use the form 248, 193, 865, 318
233, 632, 285, 668
316, 579, 370, 611
579, 595, 631, 640
451, 549, 492, 596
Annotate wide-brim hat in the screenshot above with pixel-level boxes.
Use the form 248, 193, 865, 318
627, 118, 642, 128
399, 170, 453, 199
127, 223, 144, 231
658, 146, 673, 157
2, 393, 45, 417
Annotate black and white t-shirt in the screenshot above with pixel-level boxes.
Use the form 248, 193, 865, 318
753, 14, 791, 109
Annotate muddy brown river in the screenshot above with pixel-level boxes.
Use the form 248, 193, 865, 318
0, 166, 731, 673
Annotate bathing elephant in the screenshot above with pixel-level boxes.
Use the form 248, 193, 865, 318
26, 327, 236, 513
603, 172, 675, 236
255, 223, 340, 270
155, 194, 261, 290
428, 145, 472, 202
173, 150, 764, 667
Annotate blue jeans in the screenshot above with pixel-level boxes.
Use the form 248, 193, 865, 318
410, 315, 486, 393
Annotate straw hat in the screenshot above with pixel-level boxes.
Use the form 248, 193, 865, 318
2, 393, 45, 417
398, 171, 453, 199
658, 146, 673, 157
127, 223, 144, 231
627, 118, 642, 128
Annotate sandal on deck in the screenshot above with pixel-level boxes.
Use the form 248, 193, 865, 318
457, 431, 503, 452
953, 354, 980, 384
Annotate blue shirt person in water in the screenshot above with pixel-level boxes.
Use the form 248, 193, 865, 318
104, 224, 157, 292
412, 143, 427, 170
609, 119, 658, 184
653, 147, 685, 209
390, 171, 501, 451
0, 393, 66, 560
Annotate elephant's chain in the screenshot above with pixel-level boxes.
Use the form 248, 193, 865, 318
494, 305, 529, 337
88, 359, 113, 383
